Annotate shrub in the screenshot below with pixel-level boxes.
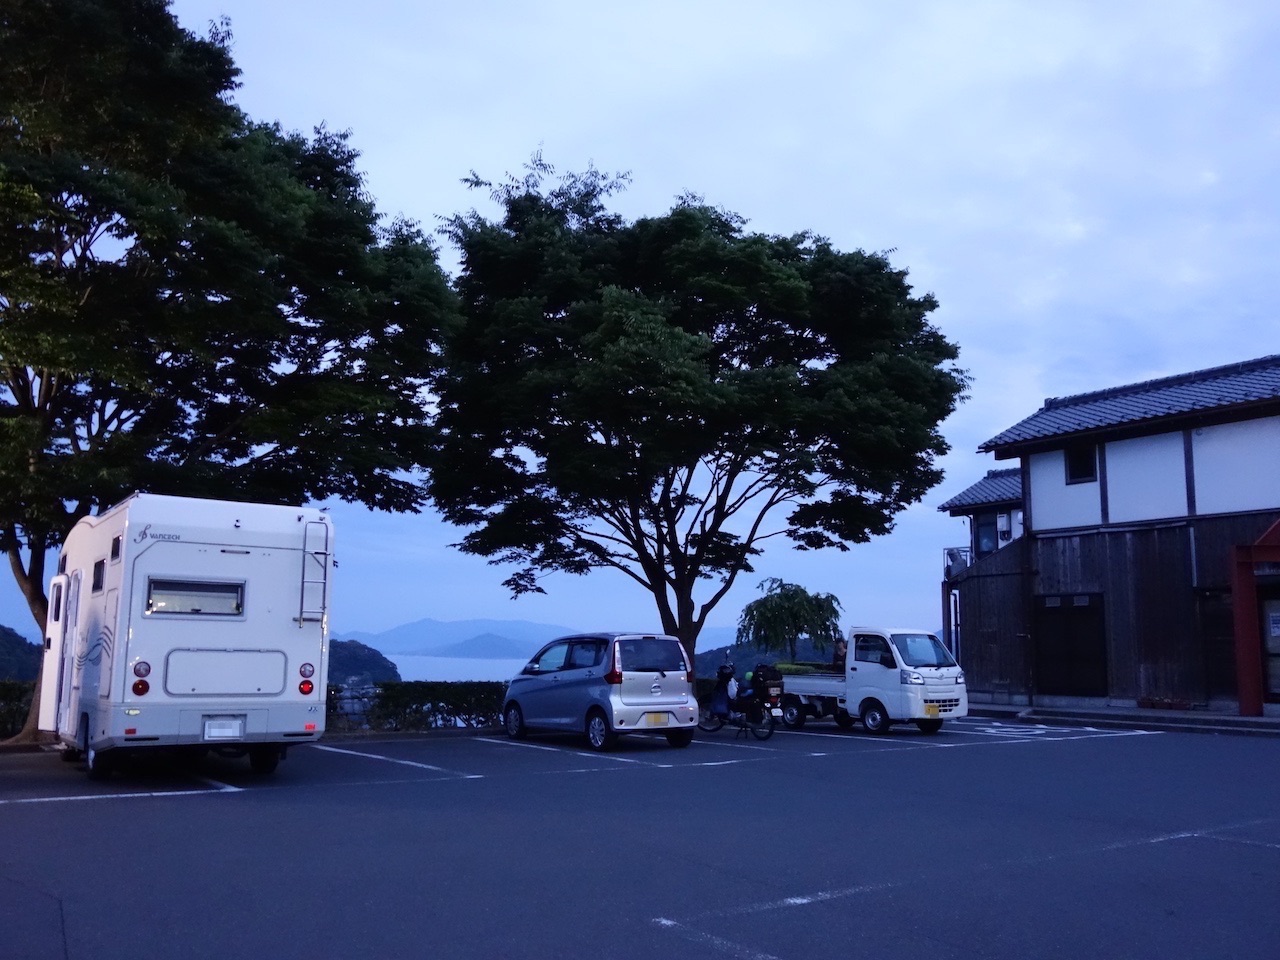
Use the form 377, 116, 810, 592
0, 680, 35, 739
364, 681, 505, 731
776, 662, 821, 675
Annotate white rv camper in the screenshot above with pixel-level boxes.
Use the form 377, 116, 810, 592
38, 493, 332, 778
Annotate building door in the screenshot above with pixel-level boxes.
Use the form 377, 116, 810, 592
1033, 594, 1108, 697
1262, 592, 1280, 700
1196, 589, 1236, 700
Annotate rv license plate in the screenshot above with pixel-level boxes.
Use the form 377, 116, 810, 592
204, 718, 244, 740
924, 704, 940, 718
646, 713, 669, 727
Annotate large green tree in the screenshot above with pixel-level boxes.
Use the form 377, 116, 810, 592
432, 158, 967, 661
0, 0, 455, 739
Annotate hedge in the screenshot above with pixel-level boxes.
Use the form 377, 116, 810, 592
0, 680, 35, 740
329, 680, 506, 732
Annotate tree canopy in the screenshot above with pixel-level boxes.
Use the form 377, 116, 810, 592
0, 0, 455, 736
735, 578, 843, 663
432, 158, 967, 656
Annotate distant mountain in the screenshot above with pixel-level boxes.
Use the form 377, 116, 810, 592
331, 618, 740, 661
695, 626, 738, 650
328, 639, 401, 687
0, 624, 41, 681
428, 632, 545, 659
334, 617, 578, 656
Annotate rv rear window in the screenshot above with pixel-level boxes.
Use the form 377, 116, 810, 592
147, 580, 244, 616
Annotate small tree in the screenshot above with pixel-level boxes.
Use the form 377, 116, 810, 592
736, 578, 843, 663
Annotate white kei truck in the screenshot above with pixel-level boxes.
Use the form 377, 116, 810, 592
780, 627, 967, 735
38, 493, 333, 778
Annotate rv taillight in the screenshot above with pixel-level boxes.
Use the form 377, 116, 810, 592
132, 679, 150, 696
133, 661, 151, 678
299, 679, 315, 695
299, 662, 315, 678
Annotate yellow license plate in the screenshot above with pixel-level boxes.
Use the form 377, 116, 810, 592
924, 704, 940, 717
646, 713, 669, 727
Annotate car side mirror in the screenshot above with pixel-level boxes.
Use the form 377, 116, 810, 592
522, 664, 539, 676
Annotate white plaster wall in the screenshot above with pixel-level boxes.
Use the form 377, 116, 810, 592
1029, 450, 1102, 530
1106, 432, 1187, 522
1193, 416, 1280, 515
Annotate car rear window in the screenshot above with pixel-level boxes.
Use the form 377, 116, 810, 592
617, 637, 686, 672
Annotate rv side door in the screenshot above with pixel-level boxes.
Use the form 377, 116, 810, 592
37, 574, 70, 733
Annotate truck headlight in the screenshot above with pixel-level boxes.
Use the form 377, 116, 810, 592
956, 672, 966, 684
899, 669, 925, 685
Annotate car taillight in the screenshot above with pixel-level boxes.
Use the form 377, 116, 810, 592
132, 679, 149, 696
604, 641, 622, 684
299, 679, 314, 695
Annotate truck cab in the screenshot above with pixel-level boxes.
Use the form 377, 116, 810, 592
847, 628, 966, 733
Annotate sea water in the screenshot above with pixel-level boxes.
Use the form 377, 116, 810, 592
389, 655, 527, 683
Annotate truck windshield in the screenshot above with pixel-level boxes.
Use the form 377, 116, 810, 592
890, 633, 956, 668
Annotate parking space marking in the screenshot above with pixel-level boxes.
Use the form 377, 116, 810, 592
653, 814, 1280, 955
477, 737, 674, 766
782, 724, 1162, 748
0, 778, 242, 806
310, 744, 484, 778
653, 918, 783, 960
927, 729, 1162, 747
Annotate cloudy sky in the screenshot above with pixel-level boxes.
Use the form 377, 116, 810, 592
6, 0, 1279, 642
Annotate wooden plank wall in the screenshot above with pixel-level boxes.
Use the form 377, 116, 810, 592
948, 538, 1031, 701
952, 510, 1280, 705
1026, 510, 1278, 703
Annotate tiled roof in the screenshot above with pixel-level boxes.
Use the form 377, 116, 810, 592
937, 468, 1022, 514
980, 354, 1280, 453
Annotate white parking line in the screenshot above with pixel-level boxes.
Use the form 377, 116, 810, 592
653, 814, 1280, 950
310, 744, 484, 778
653, 918, 783, 960
782, 724, 1162, 745
477, 736, 672, 766
925, 729, 1163, 747
0, 778, 242, 806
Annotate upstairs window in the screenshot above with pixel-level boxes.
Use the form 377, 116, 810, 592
974, 513, 999, 557
1064, 443, 1098, 484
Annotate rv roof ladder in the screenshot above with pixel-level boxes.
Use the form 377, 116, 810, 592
297, 519, 330, 626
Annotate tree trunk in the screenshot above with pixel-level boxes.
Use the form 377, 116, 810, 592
3, 542, 54, 746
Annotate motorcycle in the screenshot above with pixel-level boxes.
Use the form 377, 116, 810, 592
697, 659, 783, 741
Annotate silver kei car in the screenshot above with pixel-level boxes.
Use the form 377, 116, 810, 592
502, 632, 699, 751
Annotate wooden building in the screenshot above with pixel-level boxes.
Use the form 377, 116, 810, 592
940, 355, 1280, 716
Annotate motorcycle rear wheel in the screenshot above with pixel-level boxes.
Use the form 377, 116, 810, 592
697, 707, 724, 732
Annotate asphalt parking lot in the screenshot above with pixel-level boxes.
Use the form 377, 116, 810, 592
2, 718, 1278, 960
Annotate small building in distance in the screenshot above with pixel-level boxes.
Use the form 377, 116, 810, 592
940, 354, 1280, 716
